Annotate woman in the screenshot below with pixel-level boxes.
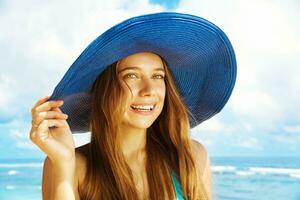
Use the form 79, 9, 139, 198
29, 12, 236, 200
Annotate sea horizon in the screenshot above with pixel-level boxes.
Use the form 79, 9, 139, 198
0, 156, 299, 199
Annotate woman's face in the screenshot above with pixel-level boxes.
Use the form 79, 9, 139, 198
117, 52, 166, 129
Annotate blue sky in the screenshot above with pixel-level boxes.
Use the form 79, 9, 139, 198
0, 0, 299, 159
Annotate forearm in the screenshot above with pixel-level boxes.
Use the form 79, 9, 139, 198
51, 161, 76, 200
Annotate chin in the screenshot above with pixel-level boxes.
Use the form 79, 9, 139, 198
123, 109, 162, 128
129, 120, 155, 129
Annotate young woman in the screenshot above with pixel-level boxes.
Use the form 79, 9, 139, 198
29, 12, 236, 200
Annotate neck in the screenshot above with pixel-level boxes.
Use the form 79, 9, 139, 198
120, 125, 147, 162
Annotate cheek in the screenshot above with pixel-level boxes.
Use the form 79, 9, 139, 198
125, 85, 137, 96
120, 82, 135, 96
158, 84, 166, 98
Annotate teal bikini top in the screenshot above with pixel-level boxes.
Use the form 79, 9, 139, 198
171, 171, 185, 200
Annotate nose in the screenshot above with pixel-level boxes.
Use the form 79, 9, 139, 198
138, 78, 156, 97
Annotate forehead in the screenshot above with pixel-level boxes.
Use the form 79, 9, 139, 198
116, 52, 164, 71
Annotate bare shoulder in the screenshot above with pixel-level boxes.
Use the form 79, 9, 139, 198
191, 139, 212, 199
191, 139, 209, 169
191, 139, 207, 154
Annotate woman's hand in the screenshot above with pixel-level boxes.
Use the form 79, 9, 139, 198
29, 96, 75, 166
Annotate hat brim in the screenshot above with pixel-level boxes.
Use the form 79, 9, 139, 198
49, 12, 237, 133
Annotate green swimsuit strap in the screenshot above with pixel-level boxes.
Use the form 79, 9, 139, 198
171, 171, 185, 200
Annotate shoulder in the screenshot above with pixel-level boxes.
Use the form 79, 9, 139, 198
191, 139, 207, 154
191, 139, 209, 171
191, 139, 212, 199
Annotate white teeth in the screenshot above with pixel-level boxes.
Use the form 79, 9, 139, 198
131, 105, 155, 111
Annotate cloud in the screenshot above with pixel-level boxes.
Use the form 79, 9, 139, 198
192, 117, 233, 134
0, 118, 39, 152
177, 1, 299, 139
0, 0, 164, 118
283, 125, 300, 134
230, 89, 283, 131
0, 0, 166, 157
0, 0, 163, 123
176, 0, 300, 120
0, 74, 17, 117
1, 0, 299, 157
273, 135, 300, 145
238, 137, 263, 150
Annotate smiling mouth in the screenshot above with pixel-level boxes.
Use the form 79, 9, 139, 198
130, 104, 156, 112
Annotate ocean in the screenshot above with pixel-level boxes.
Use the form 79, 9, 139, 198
0, 157, 299, 200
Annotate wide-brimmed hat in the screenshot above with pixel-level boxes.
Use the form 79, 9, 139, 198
48, 12, 237, 133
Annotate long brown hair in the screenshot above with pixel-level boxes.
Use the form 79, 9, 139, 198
78, 55, 208, 199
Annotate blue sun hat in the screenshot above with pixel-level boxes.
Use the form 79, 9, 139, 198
48, 12, 237, 133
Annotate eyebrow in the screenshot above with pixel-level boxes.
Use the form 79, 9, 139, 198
117, 66, 165, 74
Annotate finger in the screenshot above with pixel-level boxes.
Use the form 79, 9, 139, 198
31, 101, 67, 129
34, 100, 64, 114
52, 106, 63, 113
32, 111, 68, 128
33, 119, 66, 141
31, 96, 50, 129
39, 111, 68, 120
31, 120, 39, 130
32, 96, 50, 109
29, 120, 47, 142
43, 119, 67, 129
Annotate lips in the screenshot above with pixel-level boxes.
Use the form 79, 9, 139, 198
130, 104, 155, 111
130, 103, 157, 115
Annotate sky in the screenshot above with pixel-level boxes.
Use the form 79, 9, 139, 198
0, 0, 299, 159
